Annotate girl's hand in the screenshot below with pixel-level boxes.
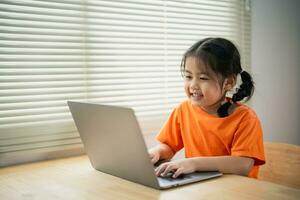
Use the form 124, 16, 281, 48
155, 158, 196, 178
149, 150, 160, 164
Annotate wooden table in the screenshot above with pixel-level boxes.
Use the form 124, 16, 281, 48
0, 155, 299, 200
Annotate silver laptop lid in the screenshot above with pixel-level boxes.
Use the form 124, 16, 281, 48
68, 101, 160, 189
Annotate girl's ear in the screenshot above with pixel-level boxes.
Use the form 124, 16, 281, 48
223, 75, 237, 91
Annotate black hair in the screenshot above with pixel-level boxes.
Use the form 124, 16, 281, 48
180, 37, 254, 117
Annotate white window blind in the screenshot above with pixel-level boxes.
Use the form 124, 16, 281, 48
0, 0, 251, 166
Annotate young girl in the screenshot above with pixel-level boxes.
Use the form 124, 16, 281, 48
149, 37, 265, 179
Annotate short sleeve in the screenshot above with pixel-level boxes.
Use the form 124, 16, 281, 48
156, 107, 183, 153
231, 118, 265, 166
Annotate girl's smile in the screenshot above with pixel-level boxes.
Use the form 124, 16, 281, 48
190, 90, 204, 102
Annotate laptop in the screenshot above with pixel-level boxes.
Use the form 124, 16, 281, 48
68, 101, 222, 189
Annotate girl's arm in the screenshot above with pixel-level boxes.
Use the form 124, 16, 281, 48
155, 156, 254, 178
148, 143, 175, 164
191, 156, 254, 176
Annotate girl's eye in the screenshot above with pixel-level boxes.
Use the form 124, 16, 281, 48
199, 77, 209, 80
184, 75, 192, 79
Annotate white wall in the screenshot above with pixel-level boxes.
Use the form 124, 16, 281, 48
251, 0, 300, 145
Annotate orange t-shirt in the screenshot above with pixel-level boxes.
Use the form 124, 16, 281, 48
156, 100, 265, 178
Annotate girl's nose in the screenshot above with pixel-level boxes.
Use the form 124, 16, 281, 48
190, 79, 200, 90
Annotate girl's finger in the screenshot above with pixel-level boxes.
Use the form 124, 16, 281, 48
173, 167, 183, 178
155, 163, 168, 176
151, 157, 156, 164
151, 154, 158, 164
162, 164, 175, 176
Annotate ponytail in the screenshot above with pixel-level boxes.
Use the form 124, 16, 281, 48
217, 70, 254, 117
232, 71, 254, 102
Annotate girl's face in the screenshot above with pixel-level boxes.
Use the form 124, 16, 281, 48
183, 56, 233, 115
